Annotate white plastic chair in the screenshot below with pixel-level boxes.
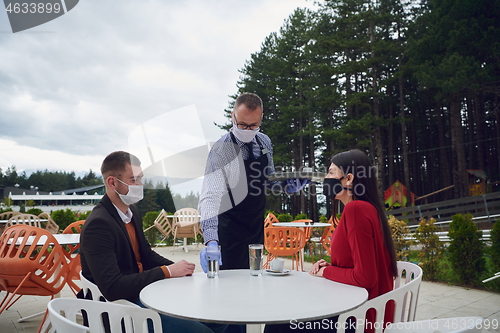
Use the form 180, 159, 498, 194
80, 271, 137, 306
48, 298, 163, 333
384, 317, 484, 333
336, 261, 423, 333
172, 208, 201, 252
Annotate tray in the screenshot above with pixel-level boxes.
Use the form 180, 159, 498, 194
267, 171, 326, 182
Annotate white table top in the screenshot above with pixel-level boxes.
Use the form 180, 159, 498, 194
8, 233, 80, 246
140, 269, 368, 325
272, 222, 331, 228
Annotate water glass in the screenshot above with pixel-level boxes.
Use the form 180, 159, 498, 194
249, 244, 263, 276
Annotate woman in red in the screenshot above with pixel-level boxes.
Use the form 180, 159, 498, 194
265, 149, 397, 333
310, 149, 398, 332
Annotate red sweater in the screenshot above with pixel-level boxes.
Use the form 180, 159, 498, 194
323, 200, 394, 332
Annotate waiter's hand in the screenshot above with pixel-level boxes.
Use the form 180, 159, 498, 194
285, 179, 312, 194
200, 241, 222, 273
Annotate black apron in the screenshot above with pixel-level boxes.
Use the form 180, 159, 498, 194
218, 133, 268, 270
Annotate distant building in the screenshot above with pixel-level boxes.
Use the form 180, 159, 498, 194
1, 184, 104, 213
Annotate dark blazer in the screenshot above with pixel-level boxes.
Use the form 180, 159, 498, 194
80, 194, 173, 302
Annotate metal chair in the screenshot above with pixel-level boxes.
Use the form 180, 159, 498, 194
336, 261, 423, 333
143, 209, 173, 248
62, 220, 85, 296
384, 317, 483, 333
264, 227, 307, 271
0, 225, 71, 333
48, 297, 162, 332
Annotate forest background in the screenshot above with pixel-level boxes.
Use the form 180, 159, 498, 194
1, 0, 499, 221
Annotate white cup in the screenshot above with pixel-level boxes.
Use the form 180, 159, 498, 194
270, 258, 285, 272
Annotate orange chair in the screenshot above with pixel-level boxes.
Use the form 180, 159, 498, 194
62, 220, 85, 295
38, 212, 60, 234
0, 225, 71, 333
321, 216, 339, 256
264, 213, 279, 228
264, 227, 307, 272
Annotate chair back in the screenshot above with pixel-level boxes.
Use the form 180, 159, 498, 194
264, 213, 279, 228
48, 298, 163, 332
264, 227, 306, 271
172, 208, 200, 239
384, 316, 483, 333
80, 271, 106, 302
38, 212, 60, 234
62, 220, 85, 295
0, 211, 21, 234
0, 225, 70, 313
320, 216, 338, 255
336, 261, 423, 333
7, 214, 42, 228
154, 210, 173, 238
290, 219, 313, 240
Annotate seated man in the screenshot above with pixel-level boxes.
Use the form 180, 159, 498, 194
80, 151, 226, 333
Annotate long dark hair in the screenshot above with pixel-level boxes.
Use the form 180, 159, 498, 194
331, 149, 398, 277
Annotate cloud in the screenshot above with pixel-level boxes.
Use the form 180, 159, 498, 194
0, 0, 316, 187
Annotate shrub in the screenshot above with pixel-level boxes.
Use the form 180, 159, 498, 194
414, 217, 443, 281
448, 213, 485, 286
489, 219, 500, 272
76, 211, 92, 221
294, 213, 308, 220
143, 211, 161, 245
388, 215, 412, 261
277, 213, 293, 222
26, 208, 43, 216
51, 209, 77, 231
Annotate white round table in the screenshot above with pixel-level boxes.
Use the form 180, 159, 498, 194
272, 222, 331, 228
140, 269, 368, 327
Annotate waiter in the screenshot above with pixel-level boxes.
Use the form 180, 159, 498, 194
198, 93, 310, 272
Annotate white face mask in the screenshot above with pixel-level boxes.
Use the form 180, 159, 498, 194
231, 124, 260, 142
115, 178, 143, 205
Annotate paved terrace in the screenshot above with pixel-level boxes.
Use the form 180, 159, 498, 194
1, 245, 499, 332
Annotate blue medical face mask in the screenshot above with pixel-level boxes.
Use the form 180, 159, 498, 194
323, 176, 345, 199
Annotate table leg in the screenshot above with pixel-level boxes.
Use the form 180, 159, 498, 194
183, 238, 188, 252
247, 323, 263, 333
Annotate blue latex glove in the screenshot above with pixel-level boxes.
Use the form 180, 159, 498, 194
200, 241, 222, 273
285, 178, 312, 194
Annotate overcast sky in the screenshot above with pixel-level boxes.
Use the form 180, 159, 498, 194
0, 0, 316, 193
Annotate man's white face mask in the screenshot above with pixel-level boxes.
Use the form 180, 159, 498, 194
115, 178, 144, 205
231, 114, 260, 143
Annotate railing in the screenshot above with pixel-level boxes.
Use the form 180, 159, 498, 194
387, 192, 500, 228
405, 229, 491, 243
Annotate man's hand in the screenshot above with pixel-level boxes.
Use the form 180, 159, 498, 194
167, 260, 196, 277
285, 179, 312, 194
200, 241, 222, 273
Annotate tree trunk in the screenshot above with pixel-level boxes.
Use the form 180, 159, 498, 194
399, 56, 411, 206
450, 94, 467, 198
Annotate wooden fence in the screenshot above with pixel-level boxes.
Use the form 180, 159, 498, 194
387, 191, 500, 230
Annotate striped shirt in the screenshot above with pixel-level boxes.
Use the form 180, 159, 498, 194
198, 129, 279, 242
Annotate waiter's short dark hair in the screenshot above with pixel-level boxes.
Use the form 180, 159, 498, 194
101, 151, 141, 178
234, 92, 263, 112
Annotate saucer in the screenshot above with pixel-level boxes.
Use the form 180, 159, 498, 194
265, 269, 290, 276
